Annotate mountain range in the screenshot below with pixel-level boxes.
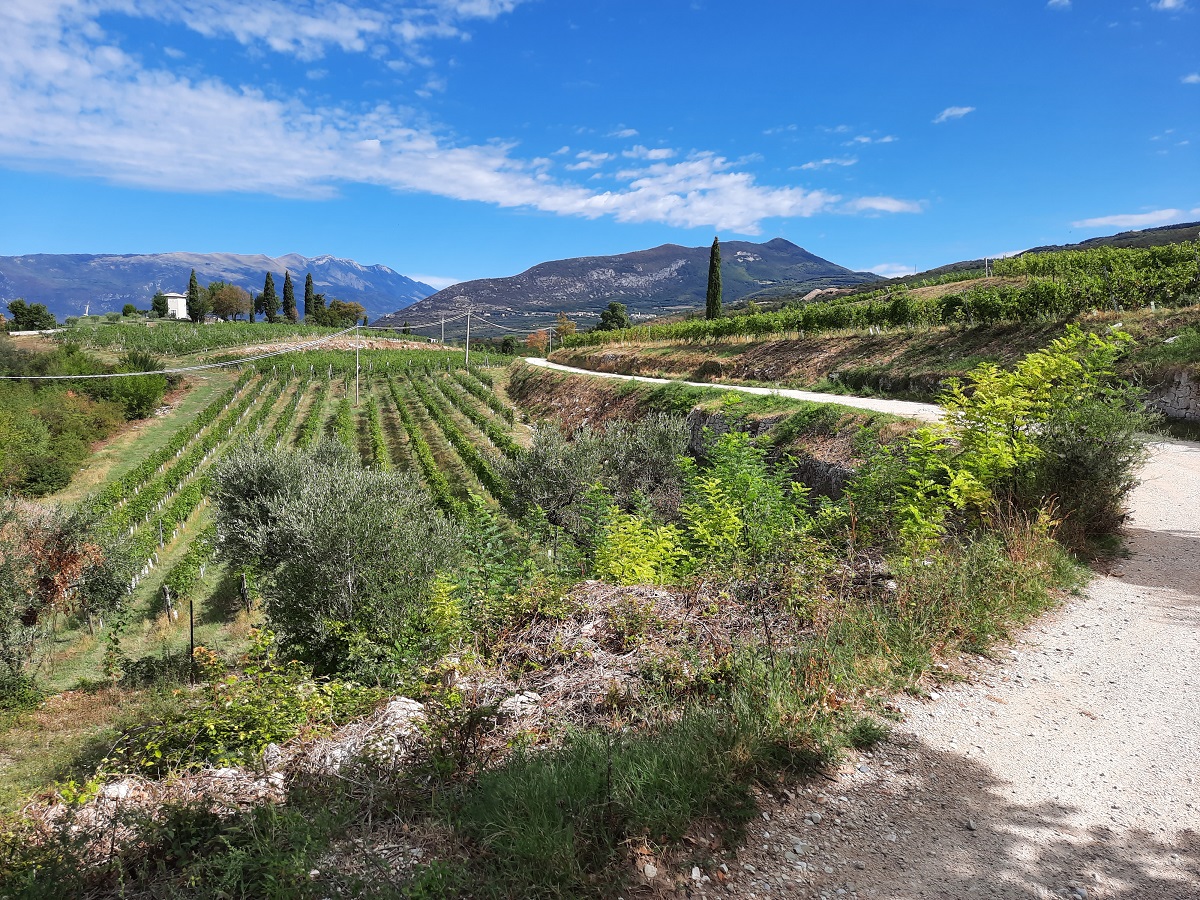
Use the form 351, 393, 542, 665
0, 252, 435, 321
375, 238, 879, 333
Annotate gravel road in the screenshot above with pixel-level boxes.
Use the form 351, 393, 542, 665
669, 439, 1199, 900
532, 358, 1199, 897
522, 358, 944, 422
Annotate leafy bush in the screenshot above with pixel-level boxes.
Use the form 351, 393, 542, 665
213, 438, 461, 676
111, 632, 383, 774
847, 327, 1149, 549
592, 510, 689, 585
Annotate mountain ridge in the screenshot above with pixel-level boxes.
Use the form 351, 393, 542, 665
375, 238, 879, 331
0, 252, 434, 321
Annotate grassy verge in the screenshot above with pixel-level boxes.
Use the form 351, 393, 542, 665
47, 372, 237, 506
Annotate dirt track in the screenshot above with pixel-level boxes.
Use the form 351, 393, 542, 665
688, 439, 1200, 900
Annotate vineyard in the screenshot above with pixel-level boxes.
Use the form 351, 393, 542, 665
35, 346, 524, 688
52, 321, 351, 356
563, 240, 1200, 347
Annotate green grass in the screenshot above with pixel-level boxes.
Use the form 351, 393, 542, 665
47, 371, 237, 506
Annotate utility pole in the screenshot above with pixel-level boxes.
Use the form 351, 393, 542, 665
464, 308, 472, 367
440, 315, 445, 344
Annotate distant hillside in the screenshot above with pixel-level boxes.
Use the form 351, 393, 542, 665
0, 252, 434, 321
849, 221, 1200, 296
376, 238, 879, 332
1024, 221, 1200, 254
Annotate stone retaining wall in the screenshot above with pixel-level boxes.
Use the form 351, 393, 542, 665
1148, 370, 1200, 423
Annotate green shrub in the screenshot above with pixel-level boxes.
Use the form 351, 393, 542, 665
592, 510, 690, 585
847, 327, 1149, 549
111, 632, 383, 774
213, 438, 461, 676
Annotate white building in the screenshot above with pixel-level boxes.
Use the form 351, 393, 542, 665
162, 292, 188, 319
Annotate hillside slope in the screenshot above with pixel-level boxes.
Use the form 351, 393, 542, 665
376, 238, 878, 331
0, 252, 434, 321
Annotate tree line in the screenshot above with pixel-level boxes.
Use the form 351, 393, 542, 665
163, 269, 368, 326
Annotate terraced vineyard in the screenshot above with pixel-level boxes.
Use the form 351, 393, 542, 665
57, 349, 524, 678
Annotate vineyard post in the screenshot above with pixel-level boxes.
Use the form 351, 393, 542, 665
355, 324, 360, 407
464, 308, 472, 367
188, 596, 195, 685
441, 315, 445, 344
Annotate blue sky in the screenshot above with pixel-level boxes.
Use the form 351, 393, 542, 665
0, 1, 1196, 288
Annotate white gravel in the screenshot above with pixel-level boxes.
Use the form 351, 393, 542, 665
523, 358, 944, 422
668, 439, 1200, 899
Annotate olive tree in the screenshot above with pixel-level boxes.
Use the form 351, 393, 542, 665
213, 439, 462, 676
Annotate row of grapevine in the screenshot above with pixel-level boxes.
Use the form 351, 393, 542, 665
452, 369, 515, 424
433, 375, 520, 457
330, 398, 356, 450
408, 375, 513, 510
385, 377, 464, 517
160, 523, 217, 610
365, 393, 392, 471
294, 380, 332, 447
88, 372, 253, 511
268, 386, 303, 446
57, 322, 344, 355
242, 375, 287, 436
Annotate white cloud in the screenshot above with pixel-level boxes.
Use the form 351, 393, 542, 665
1071, 208, 1190, 228
799, 157, 857, 170
868, 263, 917, 278
407, 273, 461, 290
565, 150, 612, 171
609, 127, 638, 139
622, 144, 675, 160
933, 106, 975, 124
847, 135, 897, 146
1151, 0, 1187, 10
845, 197, 924, 214
0, 1, 921, 236
1183, 73, 1200, 84
1046, 0, 1071, 9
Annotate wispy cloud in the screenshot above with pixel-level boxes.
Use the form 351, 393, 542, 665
1151, 0, 1187, 10
565, 150, 612, 171
407, 273, 461, 290
846, 197, 925, 214
608, 127, 638, 139
799, 157, 857, 171
1046, 0, 1071, 9
868, 263, 917, 278
933, 106, 975, 124
0, 1, 922, 236
1184, 73, 1200, 84
622, 145, 675, 160
847, 135, 898, 146
1071, 208, 1194, 229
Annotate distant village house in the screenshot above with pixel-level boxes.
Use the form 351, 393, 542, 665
162, 292, 187, 319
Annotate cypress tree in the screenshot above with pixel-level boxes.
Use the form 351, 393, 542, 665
261, 272, 280, 322
303, 273, 314, 323
282, 271, 298, 322
185, 269, 204, 322
705, 236, 722, 320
